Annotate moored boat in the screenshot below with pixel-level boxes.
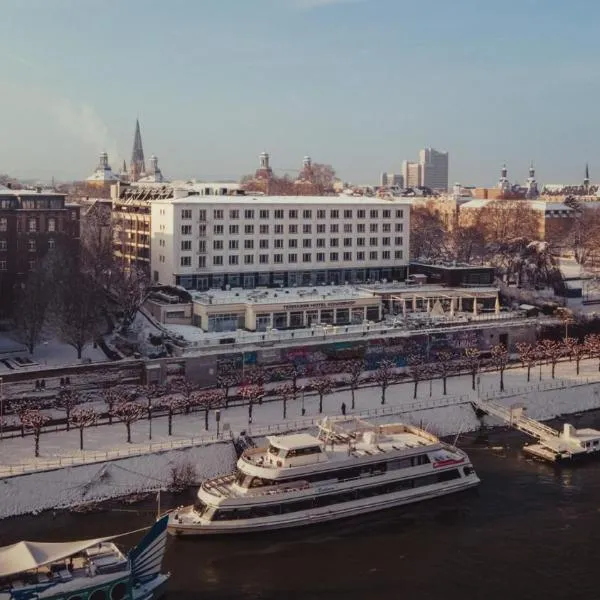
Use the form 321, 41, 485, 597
168, 416, 480, 536
0, 515, 170, 600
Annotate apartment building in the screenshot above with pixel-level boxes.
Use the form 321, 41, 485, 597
151, 195, 410, 290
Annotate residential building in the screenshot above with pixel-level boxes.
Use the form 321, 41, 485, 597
150, 195, 410, 290
419, 147, 449, 191
0, 186, 80, 315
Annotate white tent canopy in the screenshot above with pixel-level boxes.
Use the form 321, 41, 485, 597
0, 537, 114, 578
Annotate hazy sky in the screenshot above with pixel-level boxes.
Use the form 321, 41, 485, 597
1, 0, 599, 185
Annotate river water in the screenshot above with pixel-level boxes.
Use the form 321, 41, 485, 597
2, 414, 600, 600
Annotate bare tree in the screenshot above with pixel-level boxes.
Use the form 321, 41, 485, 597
539, 339, 561, 379
112, 264, 152, 334
170, 377, 197, 414
80, 202, 114, 290
111, 401, 143, 443
407, 353, 429, 400
217, 370, 242, 407
102, 386, 125, 425
275, 383, 295, 420
239, 384, 264, 424
585, 333, 600, 372
13, 400, 33, 438
491, 343, 509, 392
310, 375, 334, 414
344, 360, 364, 410
373, 359, 396, 405
56, 388, 81, 431
245, 366, 266, 387
464, 347, 481, 391
70, 406, 97, 451
516, 342, 535, 383
158, 395, 184, 436
436, 350, 455, 396
564, 338, 586, 375
21, 409, 49, 457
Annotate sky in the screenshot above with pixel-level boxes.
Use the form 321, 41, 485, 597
1, 0, 599, 186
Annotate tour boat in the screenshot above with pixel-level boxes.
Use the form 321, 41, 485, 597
0, 515, 170, 600
168, 417, 480, 536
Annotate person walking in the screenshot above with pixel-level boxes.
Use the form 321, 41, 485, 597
341, 402, 346, 416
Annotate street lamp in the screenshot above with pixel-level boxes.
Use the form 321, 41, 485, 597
215, 409, 221, 438
301, 386, 306, 416
0, 377, 3, 441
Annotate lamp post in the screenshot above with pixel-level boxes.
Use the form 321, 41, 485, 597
215, 409, 221, 438
301, 386, 306, 416
0, 377, 3, 441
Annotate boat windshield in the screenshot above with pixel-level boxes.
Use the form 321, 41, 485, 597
268, 445, 282, 457
194, 500, 209, 517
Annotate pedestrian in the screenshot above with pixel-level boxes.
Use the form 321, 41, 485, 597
341, 402, 346, 416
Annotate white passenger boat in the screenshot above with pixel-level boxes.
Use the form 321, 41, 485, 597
168, 417, 480, 536
0, 515, 170, 600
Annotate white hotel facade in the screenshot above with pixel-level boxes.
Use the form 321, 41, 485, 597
151, 195, 410, 290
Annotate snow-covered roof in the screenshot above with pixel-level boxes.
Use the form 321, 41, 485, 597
267, 433, 322, 451
460, 199, 572, 212
153, 195, 411, 206
0, 537, 112, 578
86, 169, 120, 183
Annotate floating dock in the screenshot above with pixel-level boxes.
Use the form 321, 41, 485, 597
471, 398, 600, 463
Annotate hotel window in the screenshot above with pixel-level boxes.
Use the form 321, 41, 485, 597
259, 224, 269, 234
382, 250, 391, 260
28, 239, 36, 252
357, 251, 365, 261
274, 239, 283, 249
229, 225, 239, 235
330, 209, 339, 219
329, 252, 339, 262
382, 237, 391, 246
288, 253, 297, 263
357, 223, 365, 233
198, 209, 207, 221
343, 209, 353, 219
274, 209, 284, 219
395, 223, 403, 232
344, 238, 352, 247
199, 256, 206, 268
343, 251, 352, 261
244, 255, 254, 265
273, 254, 283, 264
303, 209, 312, 219
181, 225, 192, 235
199, 224, 207, 236
317, 209, 326, 219
47, 218, 56, 232
274, 224, 284, 234
316, 252, 325, 262
317, 238, 326, 248
288, 224, 298, 234
259, 254, 269, 264
369, 251, 378, 260
213, 224, 223, 235
260, 239, 269, 249
213, 240, 223, 250
317, 224, 326, 233
180, 256, 192, 267
245, 224, 254, 234
214, 209, 224, 219
0, 261, 6, 271
288, 239, 298, 248
28, 260, 36, 271
213, 256, 223, 265
244, 209, 254, 219
357, 237, 365, 246
229, 240, 239, 250
303, 253, 312, 263
259, 209, 269, 219
244, 239, 254, 249
181, 209, 192, 219
357, 209, 365, 219
370, 210, 378, 218
303, 239, 312, 248
289, 209, 298, 219
0, 240, 6, 250
396, 209, 404, 218
229, 255, 239, 265
181, 240, 192, 251
395, 236, 403, 245
330, 224, 339, 233
303, 224, 312, 234
330, 238, 339, 247
199, 240, 206, 252
28, 218, 37, 232
369, 237, 378, 246
344, 224, 352, 233
382, 209, 391, 218
395, 250, 403, 259
229, 209, 239, 219
370, 224, 378, 233
382, 223, 391, 233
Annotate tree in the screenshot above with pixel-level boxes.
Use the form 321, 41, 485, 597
565, 205, 600, 266
539, 339, 561, 379
410, 204, 448, 261
217, 371, 242, 407
516, 342, 535, 383
310, 375, 334, 414
407, 353, 429, 400
102, 386, 126, 425
564, 338, 586, 375
464, 347, 481, 391
308, 163, 337, 194
491, 343, 509, 392
436, 350, 455, 395
56, 388, 80, 431
111, 401, 143, 443
170, 377, 197, 414
276, 383, 295, 420
159, 395, 184, 436
112, 264, 152, 334
239, 384, 264, 424
80, 201, 114, 291
70, 406, 97, 451
13, 400, 32, 438
21, 409, 49, 457
585, 333, 600, 372
373, 359, 396, 404
344, 360, 364, 410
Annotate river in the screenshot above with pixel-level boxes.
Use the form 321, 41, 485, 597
2, 413, 600, 600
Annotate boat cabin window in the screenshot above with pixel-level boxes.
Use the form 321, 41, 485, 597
194, 499, 209, 516
268, 445, 282, 457
286, 446, 322, 458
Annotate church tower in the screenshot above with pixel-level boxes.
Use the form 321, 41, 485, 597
129, 119, 146, 182
525, 162, 539, 199
584, 163, 590, 190
497, 163, 511, 194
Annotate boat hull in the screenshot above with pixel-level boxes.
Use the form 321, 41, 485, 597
168, 477, 480, 536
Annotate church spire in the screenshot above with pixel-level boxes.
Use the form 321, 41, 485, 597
584, 163, 590, 188
130, 119, 146, 182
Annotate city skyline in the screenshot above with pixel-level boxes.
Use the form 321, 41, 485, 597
1, 0, 600, 185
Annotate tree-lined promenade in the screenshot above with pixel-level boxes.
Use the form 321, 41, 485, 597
4, 333, 600, 457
